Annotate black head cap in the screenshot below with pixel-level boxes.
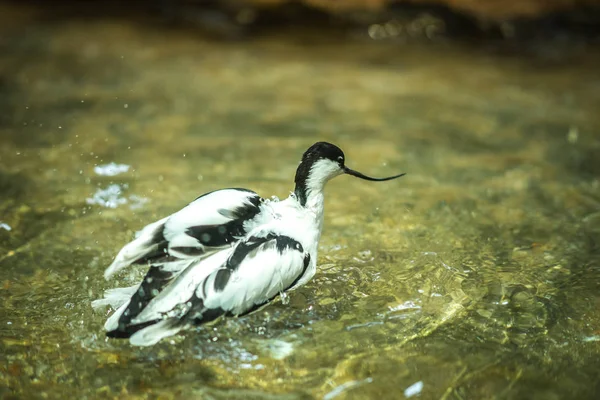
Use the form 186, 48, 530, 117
294, 142, 345, 206
299, 142, 345, 167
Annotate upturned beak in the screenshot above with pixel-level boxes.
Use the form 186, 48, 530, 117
344, 167, 406, 181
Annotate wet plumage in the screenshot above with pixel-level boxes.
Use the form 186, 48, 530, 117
92, 142, 405, 346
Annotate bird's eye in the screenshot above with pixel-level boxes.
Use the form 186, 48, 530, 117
337, 156, 344, 163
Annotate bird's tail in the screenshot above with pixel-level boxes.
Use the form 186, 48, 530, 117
128, 318, 185, 346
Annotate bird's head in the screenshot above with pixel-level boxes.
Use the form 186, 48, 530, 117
294, 142, 405, 205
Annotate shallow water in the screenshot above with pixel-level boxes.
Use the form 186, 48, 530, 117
1, 2, 600, 399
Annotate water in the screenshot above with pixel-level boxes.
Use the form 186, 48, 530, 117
1, 2, 600, 399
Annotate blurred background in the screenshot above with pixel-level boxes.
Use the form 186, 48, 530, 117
3, 0, 599, 42
1, 1, 599, 399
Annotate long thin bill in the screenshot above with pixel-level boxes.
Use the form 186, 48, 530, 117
344, 167, 406, 182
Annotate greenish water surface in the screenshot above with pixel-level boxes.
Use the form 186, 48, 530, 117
1, 3, 600, 399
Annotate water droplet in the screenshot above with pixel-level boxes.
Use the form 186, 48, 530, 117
404, 381, 423, 398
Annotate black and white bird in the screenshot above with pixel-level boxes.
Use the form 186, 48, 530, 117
92, 142, 405, 346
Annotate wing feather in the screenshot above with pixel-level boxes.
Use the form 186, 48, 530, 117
99, 230, 311, 345
103, 217, 169, 279
103, 188, 261, 279
188, 232, 311, 324
97, 188, 264, 340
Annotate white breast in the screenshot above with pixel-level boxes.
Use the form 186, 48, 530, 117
264, 196, 323, 282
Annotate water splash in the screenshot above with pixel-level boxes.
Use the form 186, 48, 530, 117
86, 184, 128, 208
86, 184, 148, 209
93, 162, 130, 176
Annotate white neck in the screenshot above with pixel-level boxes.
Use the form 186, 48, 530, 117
286, 187, 325, 247
292, 158, 342, 235
305, 187, 325, 222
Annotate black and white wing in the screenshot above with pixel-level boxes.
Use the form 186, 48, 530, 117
121, 230, 312, 346
196, 231, 312, 316
93, 188, 263, 338
103, 188, 262, 279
